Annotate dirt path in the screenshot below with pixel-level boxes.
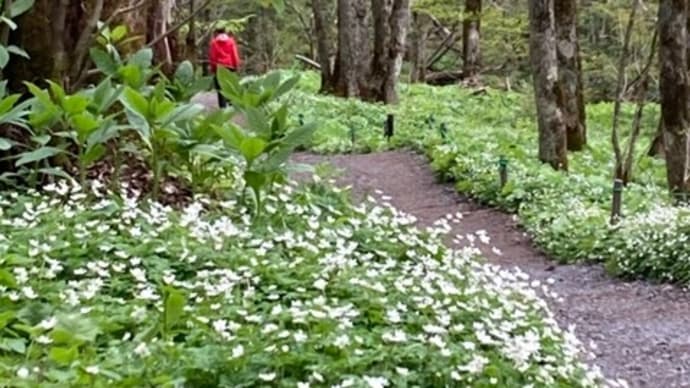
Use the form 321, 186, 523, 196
294, 150, 690, 388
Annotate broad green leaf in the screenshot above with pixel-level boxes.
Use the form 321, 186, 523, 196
174, 60, 194, 85
240, 137, 267, 163
49, 346, 79, 366
16, 146, 61, 166
81, 144, 106, 166
118, 64, 144, 89
90, 47, 119, 76
111, 25, 128, 42
129, 48, 153, 69
71, 113, 100, 141
273, 75, 300, 100
6, 45, 28, 59
38, 167, 73, 180
24, 82, 53, 107
164, 288, 186, 331
0, 268, 16, 287
0, 93, 20, 114
245, 107, 270, 138
31, 134, 50, 146
244, 170, 267, 193
0, 46, 9, 69
62, 95, 90, 116
125, 108, 151, 145
120, 87, 150, 119
0, 137, 12, 150
282, 122, 317, 148
51, 314, 100, 345
213, 123, 244, 149
0, 337, 25, 354
9, 0, 34, 17
0, 310, 15, 330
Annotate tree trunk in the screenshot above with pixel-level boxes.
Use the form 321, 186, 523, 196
334, 0, 359, 97
462, 0, 481, 84
528, 0, 568, 170
312, 0, 334, 92
555, 0, 587, 151
648, 119, 665, 158
186, 0, 198, 63
659, 0, 690, 194
366, 0, 409, 103
410, 12, 430, 83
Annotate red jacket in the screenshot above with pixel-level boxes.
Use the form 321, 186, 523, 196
209, 34, 241, 73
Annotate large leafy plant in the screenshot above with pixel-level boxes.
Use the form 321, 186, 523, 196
119, 82, 205, 199
214, 67, 315, 214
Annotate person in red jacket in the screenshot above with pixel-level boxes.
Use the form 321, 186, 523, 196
209, 28, 241, 108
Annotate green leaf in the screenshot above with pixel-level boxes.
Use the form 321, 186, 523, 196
129, 48, 153, 69
6, 45, 28, 59
16, 146, 61, 166
110, 25, 128, 42
0, 46, 9, 69
62, 95, 90, 116
9, 0, 34, 17
120, 87, 149, 119
51, 314, 100, 345
0, 93, 20, 114
245, 107, 271, 138
174, 60, 194, 85
0, 337, 25, 354
282, 122, 317, 148
31, 134, 50, 146
240, 137, 267, 163
49, 346, 79, 366
0, 137, 12, 150
81, 144, 106, 166
118, 64, 144, 89
273, 75, 300, 100
24, 82, 53, 106
0, 268, 16, 287
0, 16, 17, 31
0, 311, 15, 330
38, 167, 72, 180
90, 47, 119, 76
213, 123, 245, 149
164, 288, 186, 332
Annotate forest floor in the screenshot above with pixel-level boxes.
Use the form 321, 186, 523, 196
293, 151, 690, 388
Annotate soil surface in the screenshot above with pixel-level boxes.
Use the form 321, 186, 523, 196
293, 150, 690, 388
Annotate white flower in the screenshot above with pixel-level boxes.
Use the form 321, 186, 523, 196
395, 367, 409, 376
334, 334, 350, 348
363, 376, 389, 388
37, 317, 57, 330
22, 286, 38, 299
258, 372, 276, 381
313, 278, 328, 291
85, 365, 100, 375
36, 335, 53, 344
16, 367, 29, 378
231, 344, 244, 358
134, 342, 151, 357
297, 382, 310, 388
382, 330, 407, 343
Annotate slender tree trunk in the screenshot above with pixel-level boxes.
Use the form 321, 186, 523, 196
648, 119, 665, 157
52, 0, 71, 83
334, 0, 359, 97
366, 0, 409, 103
312, 0, 334, 92
659, 0, 690, 194
528, 0, 568, 170
555, 0, 587, 151
462, 0, 481, 84
410, 12, 430, 83
186, 0, 198, 63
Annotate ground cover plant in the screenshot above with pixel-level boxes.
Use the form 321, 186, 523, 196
0, 176, 610, 387
282, 71, 690, 284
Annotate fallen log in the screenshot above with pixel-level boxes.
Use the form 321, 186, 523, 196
295, 54, 321, 70
425, 70, 464, 85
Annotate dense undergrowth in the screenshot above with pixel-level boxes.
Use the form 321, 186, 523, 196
0, 176, 608, 387
283, 71, 689, 284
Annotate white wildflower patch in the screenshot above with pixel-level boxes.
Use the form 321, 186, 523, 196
0, 179, 608, 387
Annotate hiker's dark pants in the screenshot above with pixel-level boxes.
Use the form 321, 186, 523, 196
213, 68, 236, 108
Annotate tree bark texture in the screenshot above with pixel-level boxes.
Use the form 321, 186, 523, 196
462, 0, 481, 83
334, 0, 359, 97
410, 12, 430, 83
555, 0, 587, 151
312, 0, 334, 92
528, 0, 568, 170
659, 0, 690, 193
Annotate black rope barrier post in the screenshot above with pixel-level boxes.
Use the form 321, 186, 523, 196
439, 122, 448, 140
384, 113, 394, 142
350, 126, 356, 153
498, 156, 508, 189
610, 179, 623, 225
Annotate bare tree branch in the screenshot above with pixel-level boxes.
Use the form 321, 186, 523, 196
147, 0, 214, 49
